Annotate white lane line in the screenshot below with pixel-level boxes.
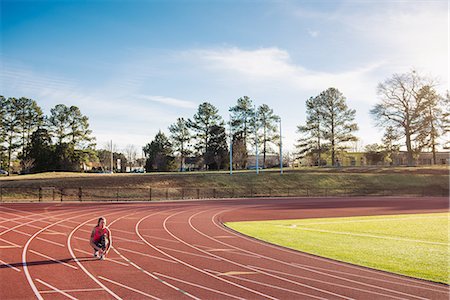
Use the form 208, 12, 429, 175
205, 269, 327, 300
298, 264, 450, 294
0, 237, 22, 247
142, 235, 180, 243
5, 218, 65, 235
98, 276, 160, 299
137, 211, 267, 299
67, 209, 135, 300
155, 209, 281, 300
157, 246, 221, 260
297, 214, 449, 226
188, 209, 354, 300
153, 272, 244, 300
249, 265, 408, 300
290, 226, 449, 246
22, 207, 105, 300
29, 250, 78, 270
0, 258, 21, 272
109, 209, 202, 300
212, 208, 446, 292
117, 247, 178, 264
35, 236, 65, 247
40, 287, 104, 294
113, 236, 145, 244
36, 279, 77, 300
73, 248, 129, 266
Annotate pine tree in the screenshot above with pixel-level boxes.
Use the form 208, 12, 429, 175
188, 102, 224, 169
143, 131, 175, 171
257, 104, 279, 168
169, 117, 191, 171
320, 88, 358, 166
296, 96, 325, 166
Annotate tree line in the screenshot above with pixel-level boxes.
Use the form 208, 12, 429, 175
144, 97, 281, 171
0, 97, 96, 173
1, 69, 448, 174
297, 70, 449, 166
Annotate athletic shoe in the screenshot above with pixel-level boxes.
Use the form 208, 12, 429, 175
99, 255, 104, 260
94, 251, 98, 258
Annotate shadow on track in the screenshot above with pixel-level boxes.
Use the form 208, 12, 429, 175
1, 256, 97, 269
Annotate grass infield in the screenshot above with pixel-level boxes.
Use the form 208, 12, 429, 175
226, 212, 449, 284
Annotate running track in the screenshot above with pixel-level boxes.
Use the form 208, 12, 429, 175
0, 197, 448, 299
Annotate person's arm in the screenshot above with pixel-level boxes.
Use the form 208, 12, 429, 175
90, 228, 101, 251
105, 228, 112, 253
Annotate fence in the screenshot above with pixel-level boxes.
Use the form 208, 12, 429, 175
0, 186, 448, 202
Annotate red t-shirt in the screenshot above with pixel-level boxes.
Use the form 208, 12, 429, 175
93, 226, 108, 242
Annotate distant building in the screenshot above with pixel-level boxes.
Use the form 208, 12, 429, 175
392, 151, 449, 166
295, 151, 449, 167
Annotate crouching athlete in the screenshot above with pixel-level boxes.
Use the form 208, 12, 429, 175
90, 217, 112, 260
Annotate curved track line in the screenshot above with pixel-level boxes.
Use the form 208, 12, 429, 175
137, 209, 279, 300
164, 209, 353, 300
189, 209, 413, 300
108, 208, 201, 299
67, 207, 135, 300
22, 206, 107, 300
191, 208, 431, 300
169, 208, 355, 300
212, 206, 448, 290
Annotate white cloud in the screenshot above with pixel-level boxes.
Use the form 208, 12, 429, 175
307, 29, 319, 38
137, 94, 196, 109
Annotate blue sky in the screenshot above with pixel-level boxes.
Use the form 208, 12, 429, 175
1, 0, 448, 155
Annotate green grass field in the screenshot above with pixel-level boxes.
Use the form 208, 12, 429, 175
226, 212, 450, 284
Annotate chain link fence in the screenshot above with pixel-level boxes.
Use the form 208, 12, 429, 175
0, 186, 447, 202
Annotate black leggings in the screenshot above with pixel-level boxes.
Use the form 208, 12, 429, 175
94, 235, 108, 250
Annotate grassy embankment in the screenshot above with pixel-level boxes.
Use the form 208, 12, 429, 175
226, 212, 450, 284
0, 166, 448, 188
0, 166, 448, 201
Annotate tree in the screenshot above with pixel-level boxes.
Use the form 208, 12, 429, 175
371, 70, 433, 166
296, 96, 326, 165
364, 144, 385, 165
188, 102, 224, 169
15, 97, 44, 158
48, 104, 94, 148
0, 96, 7, 169
319, 88, 358, 165
418, 86, 448, 164
442, 91, 450, 149
2, 98, 21, 174
26, 128, 54, 173
382, 126, 401, 165
204, 124, 228, 170
47, 104, 96, 170
229, 97, 254, 169
48, 104, 70, 145
168, 117, 191, 171
67, 105, 95, 149
143, 131, 175, 172
229, 96, 254, 146
257, 104, 279, 168
231, 132, 248, 169
124, 144, 138, 171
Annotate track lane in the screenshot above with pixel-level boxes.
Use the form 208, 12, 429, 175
1, 197, 448, 300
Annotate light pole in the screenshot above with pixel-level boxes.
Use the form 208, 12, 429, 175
110, 140, 113, 173
254, 105, 259, 175
229, 115, 233, 175
279, 117, 283, 174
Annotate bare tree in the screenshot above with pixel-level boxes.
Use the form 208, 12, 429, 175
124, 144, 138, 170
371, 70, 435, 166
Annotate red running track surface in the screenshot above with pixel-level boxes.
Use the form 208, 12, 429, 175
0, 196, 449, 299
